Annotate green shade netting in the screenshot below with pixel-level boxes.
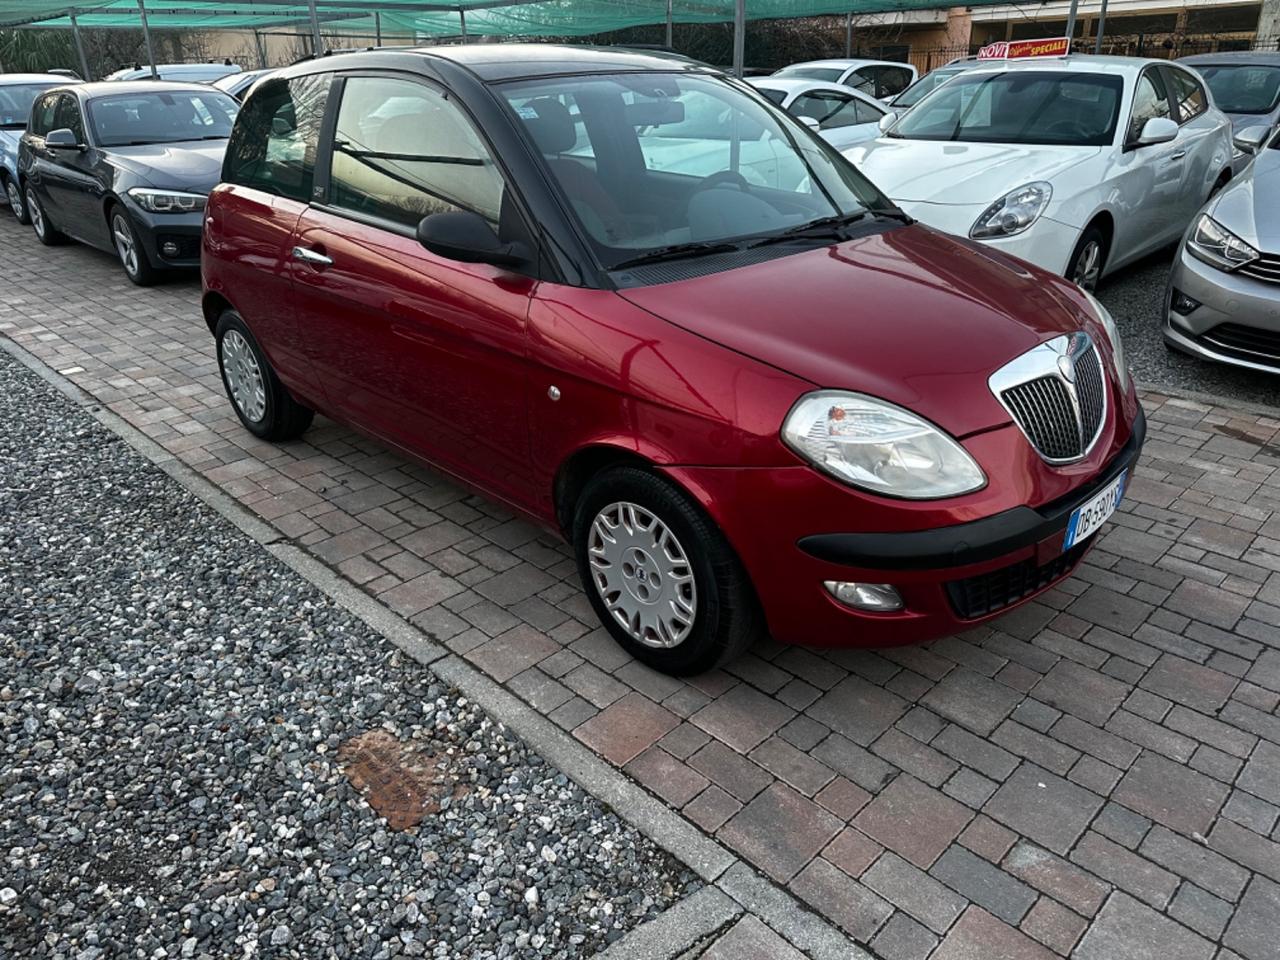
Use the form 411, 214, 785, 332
4, 0, 1002, 35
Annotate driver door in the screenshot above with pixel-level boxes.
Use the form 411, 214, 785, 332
1115, 67, 1182, 261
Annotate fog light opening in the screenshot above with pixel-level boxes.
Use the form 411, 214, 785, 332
161, 240, 181, 258
1171, 288, 1201, 316
823, 581, 904, 612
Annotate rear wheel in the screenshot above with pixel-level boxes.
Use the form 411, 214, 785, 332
215, 310, 314, 441
3, 175, 30, 225
1067, 224, 1107, 292
26, 185, 64, 245
573, 466, 763, 675
110, 205, 157, 286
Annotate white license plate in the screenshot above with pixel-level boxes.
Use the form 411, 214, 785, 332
1064, 470, 1127, 551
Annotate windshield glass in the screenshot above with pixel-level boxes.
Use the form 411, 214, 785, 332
891, 70, 1123, 146
88, 90, 239, 146
501, 72, 893, 269
894, 68, 963, 108
0, 82, 60, 127
777, 66, 845, 84
1197, 64, 1280, 114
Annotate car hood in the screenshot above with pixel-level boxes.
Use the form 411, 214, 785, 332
618, 223, 1096, 437
106, 139, 227, 190
846, 138, 1099, 204
1210, 147, 1280, 253
0, 128, 19, 155
1228, 112, 1277, 134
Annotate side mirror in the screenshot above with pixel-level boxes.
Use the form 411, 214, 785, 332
797, 115, 821, 132
45, 128, 85, 151
1233, 124, 1272, 154
416, 210, 527, 268
878, 111, 898, 133
1134, 116, 1177, 147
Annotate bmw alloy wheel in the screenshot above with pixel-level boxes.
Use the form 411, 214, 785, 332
588, 501, 696, 648
5, 180, 23, 221
112, 213, 140, 278
220, 329, 267, 423
27, 188, 44, 238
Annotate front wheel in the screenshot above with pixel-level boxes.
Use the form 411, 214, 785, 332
1067, 225, 1107, 292
26, 186, 64, 245
573, 466, 763, 676
4, 176, 30, 225
110, 206, 157, 286
215, 310, 314, 441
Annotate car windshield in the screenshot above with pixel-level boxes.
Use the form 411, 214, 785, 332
1196, 64, 1280, 114
88, 90, 239, 146
894, 68, 964, 108
501, 71, 894, 270
890, 70, 1124, 146
0, 82, 60, 127
777, 66, 845, 84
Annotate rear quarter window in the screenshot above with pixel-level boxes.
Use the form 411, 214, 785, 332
223, 73, 332, 202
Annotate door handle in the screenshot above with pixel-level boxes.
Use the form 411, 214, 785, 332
1170, 151, 1186, 160
291, 245, 332, 267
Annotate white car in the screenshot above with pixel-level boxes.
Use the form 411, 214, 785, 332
773, 58, 917, 101
846, 55, 1234, 290
748, 77, 887, 150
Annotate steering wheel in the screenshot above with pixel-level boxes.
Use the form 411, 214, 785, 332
695, 169, 752, 193
1045, 119, 1091, 140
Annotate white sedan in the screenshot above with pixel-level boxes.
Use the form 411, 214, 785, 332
845, 55, 1234, 289
748, 77, 887, 150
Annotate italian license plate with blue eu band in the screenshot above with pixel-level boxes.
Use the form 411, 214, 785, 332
1063, 470, 1126, 551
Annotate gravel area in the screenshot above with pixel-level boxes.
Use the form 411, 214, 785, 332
1096, 246, 1280, 408
0, 349, 697, 960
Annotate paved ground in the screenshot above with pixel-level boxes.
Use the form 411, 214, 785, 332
3, 212, 1280, 960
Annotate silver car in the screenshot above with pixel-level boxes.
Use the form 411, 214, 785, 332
1180, 52, 1280, 171
1166, 127, 1280, 371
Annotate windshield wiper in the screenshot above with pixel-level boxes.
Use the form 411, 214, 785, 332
610, 241, 743, 270
748, 211, 872, 247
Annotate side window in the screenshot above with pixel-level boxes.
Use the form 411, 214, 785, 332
1166, 68, 1207, 123
1128, 69, 1172, 143
846, 69, 877, 96
792, 92, 865, 130
880, 67, 914, 98
30, 93, 58, 136
223, 73, 332, 202
854, 98, 885, 124
328, 75, 504, 229
53, 95, 85, 143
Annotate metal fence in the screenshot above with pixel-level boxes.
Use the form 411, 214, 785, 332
893, 34, 1279, 73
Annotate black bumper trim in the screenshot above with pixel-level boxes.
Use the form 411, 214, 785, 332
797, 407, 1146, 571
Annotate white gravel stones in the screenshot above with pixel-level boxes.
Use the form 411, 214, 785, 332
0, 351, 697, 959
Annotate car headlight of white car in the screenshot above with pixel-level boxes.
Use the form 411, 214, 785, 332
1187, 213, 1259, 272
127, 187, 207, 213
782, 391, 986, 499
1081, 289, 1130, 392
970, 181, 1053, 240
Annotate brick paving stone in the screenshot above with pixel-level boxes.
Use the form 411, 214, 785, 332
871, 727, 958, 787
720, 783, 842, 882
748, 737, 835, 797
1140, 826, 1251, 900
1075, 893, 1215, 960
790, 856, 893, 942
1031, 660, 1129, 725
689, 741, 772, 802
806, 675, 908, 746
811, 734, 898, 793
1069, 755, 1123, 795
992, 721, 1081, 775
1050, 714, 1141, 769
1238, 741, 1280, 805
691, 683, 796, 753
624, 747, 709, 807
1140, 655, 1239, 713
698, 915, 808, 960
815, 777, 872, 819
463, 623, 560, 683
1092, 802, 1152, 849
1003, 842, 1110, 917
822, 827, 884, 878
1068, 585, 1155, 635
1168, 706, 1259, 759
864, 851, 968, 933
944, 768, 999, 808
1223, 790, 1280, 835
778, 714, 830, 752
682, 785, 740, 833
869, 912, 939, 960
657, 722, 710, 760
853, 775, 973, 869
922, 669, 1022, 736
1209, 819, 1280, 883
1245, 649, 1280, 693
931, 907, 1056, 960
563, 662, 629, 708
931, 845, 1037, 924
1167, 578, 1252, 630
1224, 876, 1280, 960
1113, 752, 1229, 837
959, 815, 1018, 863
1021, 897, 1087, 955
984, 763, 1103, 855
934, 724, 1020, 780
1106, 710, 1197, 762
1070, 831, 1180, 909
1169, 884, 1234, 940
572, 692, 679, 766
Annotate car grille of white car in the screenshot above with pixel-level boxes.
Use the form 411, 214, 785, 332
999, 344, 1106, 462
1239, 253, 1280, 285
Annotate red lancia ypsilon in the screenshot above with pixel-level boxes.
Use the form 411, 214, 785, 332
202, 46, 1144, 676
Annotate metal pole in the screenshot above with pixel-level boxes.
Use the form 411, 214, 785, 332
459, 8, 467, 42
845, 11, 852, 57
137, 0, 158, 79
1064, 0, 1079, 49
375, 11, 382, 46
1094, 0, 1110, 53
253, 29, 267, 67
665, 0, 672, 48
732, 0, 745, 78
306, 0, 323, 56
70, 11, 91, 81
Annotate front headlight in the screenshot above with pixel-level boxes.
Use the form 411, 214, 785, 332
1081, 289, 1129, 391
970, 181, 1052, 239
1187, 214, 1258, 272
128, 187, 207, 214
781, 391, 986, 499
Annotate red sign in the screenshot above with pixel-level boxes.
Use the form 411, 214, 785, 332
978, 37, 1070, 60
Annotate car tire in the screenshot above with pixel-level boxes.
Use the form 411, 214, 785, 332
109, 204, 157, 287
25, 185, 64, 245
3, 175, 30, 225
573, 466, 763, 676
214, 310, 314, 441
1066, 224, 1107, 292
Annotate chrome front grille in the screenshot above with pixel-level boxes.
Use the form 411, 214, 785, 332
990, 335, 1108, 464
1239, 254, 1280, 285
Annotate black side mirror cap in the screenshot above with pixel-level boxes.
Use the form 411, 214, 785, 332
416, 210, 527, 268
45, 128, 85, 151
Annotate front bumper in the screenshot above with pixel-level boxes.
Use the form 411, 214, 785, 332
120, 195, 204, 270
1165, 241, 1280, 372
666, 402, 1145, 649
897, 200, 1080, 277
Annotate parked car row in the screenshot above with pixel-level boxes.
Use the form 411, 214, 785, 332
0, 45, 1271, 676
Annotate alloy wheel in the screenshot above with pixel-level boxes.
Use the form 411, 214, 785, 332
112, 213, 139, 278
1072, 239, 1101, 291
27, 189, 44, 238
5, 181, 22, 221
588, 501, 696, 648
220, 329, 267, 424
